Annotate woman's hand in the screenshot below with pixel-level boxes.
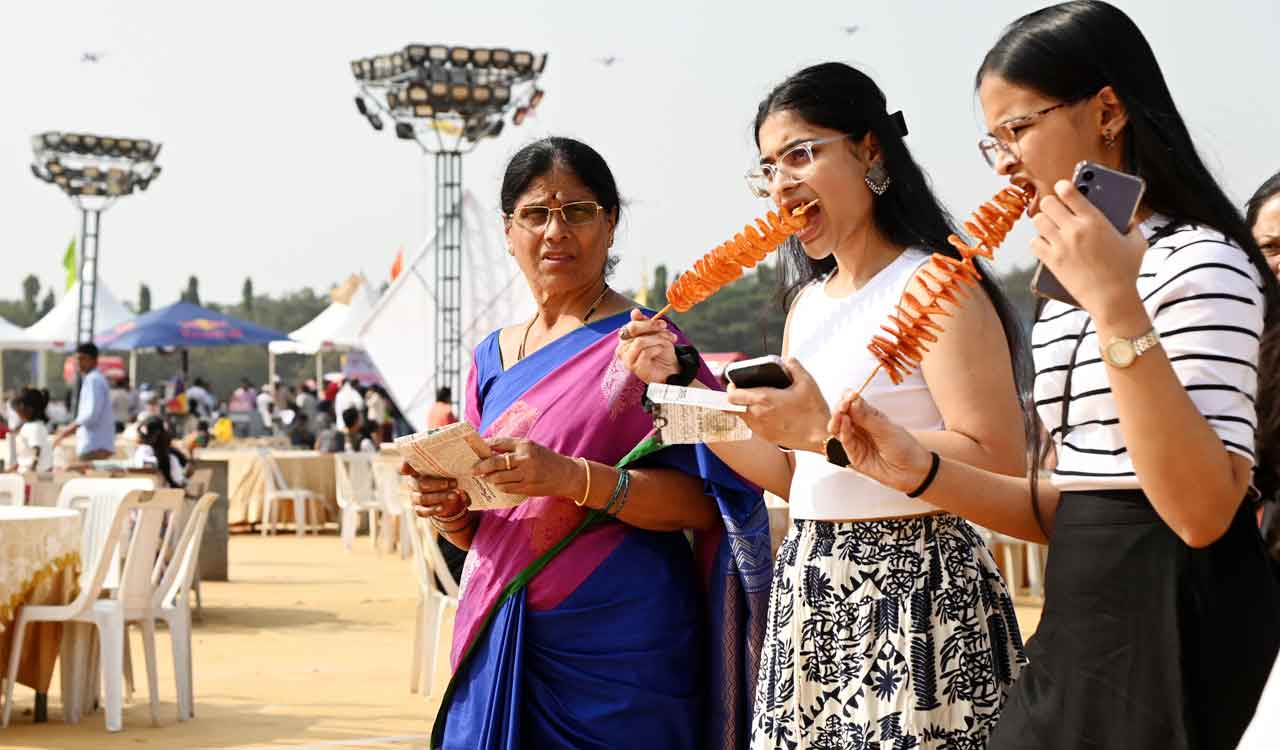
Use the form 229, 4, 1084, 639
829, 391, 934, 494
727, 358, 830, 452
401, 461, 471, 520
473, 437, 584, 500
1032, 179, 1150, 328
615, 308, 680, 384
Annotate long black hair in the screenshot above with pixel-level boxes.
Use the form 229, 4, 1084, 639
1247, 170, 1280, 231
979, 0, 1280, 503
138, 416, 187, 489
753, 61, 1032, 403
500, 137, 623, 278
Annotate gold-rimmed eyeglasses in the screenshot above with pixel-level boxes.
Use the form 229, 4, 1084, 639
745, 134, 852, 198
505, 200, 605, 231
978, 101, 1076, 169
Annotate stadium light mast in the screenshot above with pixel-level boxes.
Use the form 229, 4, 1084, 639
350, 43, 547, 409
30, 131, 163, 349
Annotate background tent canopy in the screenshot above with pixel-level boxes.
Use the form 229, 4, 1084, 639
17, 281, 133, 350
96, 301, 291, 349
269, 273, 378, 355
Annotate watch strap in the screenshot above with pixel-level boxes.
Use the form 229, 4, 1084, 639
824, 436, 850, 468
1131, 328, 1160, 357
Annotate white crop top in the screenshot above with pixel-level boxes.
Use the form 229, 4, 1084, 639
787, 248, 944, 520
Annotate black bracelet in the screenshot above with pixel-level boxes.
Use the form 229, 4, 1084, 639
906, 452, 941, 498
664, 345, 701, 387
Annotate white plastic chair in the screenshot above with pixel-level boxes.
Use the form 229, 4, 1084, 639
3, 488, 184, 731
257, 448, 320, 536
334, 454, 381, 552
0, 474, 25, 506
407, 515, 460, 697
181, 469, 214, 613
371, 460, 412, 559
122, 492, 215, 722
57, 477, 159, 592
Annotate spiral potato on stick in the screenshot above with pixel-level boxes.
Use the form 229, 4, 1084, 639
654, 201, 817, 318
857, 186, 1030, 394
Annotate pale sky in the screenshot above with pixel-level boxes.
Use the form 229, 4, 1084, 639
2, 0, 1277, 312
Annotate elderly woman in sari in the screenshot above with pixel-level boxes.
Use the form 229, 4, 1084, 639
404, 136, 771, 750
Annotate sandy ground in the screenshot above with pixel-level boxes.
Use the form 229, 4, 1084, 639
1, 533, 1041, 750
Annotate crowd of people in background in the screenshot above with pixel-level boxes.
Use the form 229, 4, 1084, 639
2, 345, 414, 473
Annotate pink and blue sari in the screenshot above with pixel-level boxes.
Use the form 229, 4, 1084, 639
431, 310, 771, 750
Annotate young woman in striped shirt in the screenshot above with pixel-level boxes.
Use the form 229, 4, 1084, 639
827, 2, 1280, 748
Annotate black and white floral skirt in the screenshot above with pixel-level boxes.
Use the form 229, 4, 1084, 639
750, 514, 1027, 750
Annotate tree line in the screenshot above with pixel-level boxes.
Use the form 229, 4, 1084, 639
2, 262, 1040, 402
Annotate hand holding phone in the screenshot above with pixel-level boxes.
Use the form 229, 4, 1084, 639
724, 355, 793, 389
1030, 161, 1146, 307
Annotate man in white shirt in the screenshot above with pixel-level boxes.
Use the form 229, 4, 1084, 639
52, 343, 116, 460
334, 378, 363, 430
186, 377, 216, 417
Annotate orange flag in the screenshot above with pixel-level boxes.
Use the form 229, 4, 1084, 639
389, 247, 404, 281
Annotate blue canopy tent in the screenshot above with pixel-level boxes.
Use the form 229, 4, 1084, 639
96, 302, 292, 386
96, 302, 291, 350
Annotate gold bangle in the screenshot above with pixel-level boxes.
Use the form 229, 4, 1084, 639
575, 457, 592, 507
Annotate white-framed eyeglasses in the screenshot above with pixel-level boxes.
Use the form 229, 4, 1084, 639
745, 134, 852, 198
504, 200, 604, 231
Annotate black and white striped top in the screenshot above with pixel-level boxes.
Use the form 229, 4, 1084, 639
1032, 213, 1265, 490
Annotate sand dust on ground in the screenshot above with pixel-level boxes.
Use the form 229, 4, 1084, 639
0, 532, 1041, 750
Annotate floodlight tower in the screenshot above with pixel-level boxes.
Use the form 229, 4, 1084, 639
350, 44, 547, 409
30, 132, 163, 348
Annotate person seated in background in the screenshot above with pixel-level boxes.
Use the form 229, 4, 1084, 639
289, 411, 316, 449
426, 386, 457, 429
313, 413, 344, 453
135, 416, 191, 489
334, 377, 363, 430
364, 385, 390, 443
341, 407, 376, 453
183, 419, 212, 455
8, 387, 52, 473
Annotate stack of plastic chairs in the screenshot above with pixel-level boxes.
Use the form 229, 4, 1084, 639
371, 460, 412, 559
121, 492, 216, 722
334, 454, 382, 552
3, 488, 184, 731
407, 514, 460, 697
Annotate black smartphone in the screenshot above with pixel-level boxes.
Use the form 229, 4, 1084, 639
724, 355, 793, 389
1030, 161, 1146, 307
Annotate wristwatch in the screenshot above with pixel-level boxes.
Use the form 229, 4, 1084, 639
824, 435, 851, 467
1099, 328, 1160, 369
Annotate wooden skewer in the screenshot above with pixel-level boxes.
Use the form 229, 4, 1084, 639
853, 364, 882, 400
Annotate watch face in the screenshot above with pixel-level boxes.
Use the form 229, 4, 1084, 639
1106, 340, 1137, 367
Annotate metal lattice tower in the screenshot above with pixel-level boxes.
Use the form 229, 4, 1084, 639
350, 43, 547, 413
434, 151, 464, 410
75, 207, 103, 347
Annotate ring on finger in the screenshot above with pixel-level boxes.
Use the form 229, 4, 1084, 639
503, 453, 513, 471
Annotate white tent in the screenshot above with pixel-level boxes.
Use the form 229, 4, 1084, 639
0, 315, 30, 390
359, 191, 535, 431
0, 314, 26, 347
267, 274, 378, 386
18, 281, 133, 351
269, 274, 378, 356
